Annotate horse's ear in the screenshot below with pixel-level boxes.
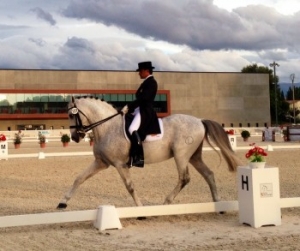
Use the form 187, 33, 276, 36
71, 96, 75, 103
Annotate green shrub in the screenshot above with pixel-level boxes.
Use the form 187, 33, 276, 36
61, 134, 71, 143
241, 130, 250, 138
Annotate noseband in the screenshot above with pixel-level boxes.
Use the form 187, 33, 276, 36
68, 103, 121, 134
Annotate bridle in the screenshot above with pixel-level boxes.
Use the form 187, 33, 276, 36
68, 102, 121, 135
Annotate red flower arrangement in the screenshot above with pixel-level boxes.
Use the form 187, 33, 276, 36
245, 143, 267, 162
225, 129, 234, 135
0, 134, 6, 141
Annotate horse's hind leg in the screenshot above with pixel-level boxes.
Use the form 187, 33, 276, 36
163, 158, 190, 205
57, 160, 108, 209
190, 153, 220, 202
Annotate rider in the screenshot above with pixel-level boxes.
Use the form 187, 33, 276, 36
121, 61, 161, 167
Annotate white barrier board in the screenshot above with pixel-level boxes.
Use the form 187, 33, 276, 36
289, 128, 300, 141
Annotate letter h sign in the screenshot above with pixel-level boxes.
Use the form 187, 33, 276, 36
241, 175, 249, 191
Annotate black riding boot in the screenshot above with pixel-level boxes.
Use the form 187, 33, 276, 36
127, 131, 144, 168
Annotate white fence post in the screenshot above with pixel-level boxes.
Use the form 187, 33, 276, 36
0, 141, 8, 160
94, 205, 122, 231
228, 135, 236, 150
237, 166, 281, 228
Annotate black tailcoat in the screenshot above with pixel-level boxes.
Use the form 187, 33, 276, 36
127, 76, 161, 140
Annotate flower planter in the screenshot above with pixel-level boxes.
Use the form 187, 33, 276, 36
249, 162, 266, 169
61, 134, 70, 147
14, 144, 21, 149
241, 130, 250, 141
38, 133, 47, 147
245, 143, 267, 166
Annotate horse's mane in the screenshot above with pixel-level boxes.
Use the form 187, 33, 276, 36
73, 96, 117, 113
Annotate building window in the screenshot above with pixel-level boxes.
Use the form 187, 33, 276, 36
0, 90, 170, 118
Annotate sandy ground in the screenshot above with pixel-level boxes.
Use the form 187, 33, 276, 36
1, 136, 300, 250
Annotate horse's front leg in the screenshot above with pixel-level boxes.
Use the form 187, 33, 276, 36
57, 159, 108, 209
115, 166, 143, 207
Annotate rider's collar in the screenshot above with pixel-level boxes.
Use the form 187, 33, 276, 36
144, 75, 153, 80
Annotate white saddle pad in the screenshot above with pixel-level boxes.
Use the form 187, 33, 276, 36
123, 117, 164, 142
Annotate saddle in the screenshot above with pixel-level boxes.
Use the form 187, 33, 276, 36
123, 114, 164, 143
123, 114, 163, 167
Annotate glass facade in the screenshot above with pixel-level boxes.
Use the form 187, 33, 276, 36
0, 92, 169, 115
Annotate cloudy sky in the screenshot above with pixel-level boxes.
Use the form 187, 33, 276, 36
0, 0, 300, 83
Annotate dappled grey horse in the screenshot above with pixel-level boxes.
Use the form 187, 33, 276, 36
57, 97, 241, 209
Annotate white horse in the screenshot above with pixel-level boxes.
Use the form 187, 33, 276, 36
57, 96, 241, 209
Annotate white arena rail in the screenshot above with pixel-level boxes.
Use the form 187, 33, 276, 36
116, 201, 238, 218
1, 141, 300, 230
3, 144, 300, 160
0, 210, 97, 228
280, 198, 300, 208
0, 198, 300, 231
0, 201, 237, 229
7, 151, 93, 159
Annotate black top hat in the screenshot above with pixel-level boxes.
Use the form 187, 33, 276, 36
136, 61, 155, 71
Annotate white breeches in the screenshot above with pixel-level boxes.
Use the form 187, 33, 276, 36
129, 107, 141, 135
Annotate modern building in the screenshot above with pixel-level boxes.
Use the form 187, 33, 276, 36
287, 100, 300, 121
0, 69, 270, 131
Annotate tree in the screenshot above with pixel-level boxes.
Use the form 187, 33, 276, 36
241, 64, 275, 86
286, 86, 300, 100
241, 64, 289, 125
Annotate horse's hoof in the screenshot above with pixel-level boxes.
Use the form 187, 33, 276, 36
57, 203, 67, 209
219, 211, 225, 214
137, 216, 147, 220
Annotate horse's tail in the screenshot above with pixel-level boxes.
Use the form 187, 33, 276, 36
202, 119, 242, 172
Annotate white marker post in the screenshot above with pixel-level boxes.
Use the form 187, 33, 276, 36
237, 166, 281, 228
0, 141, 8, 160
228, 135, 236, 150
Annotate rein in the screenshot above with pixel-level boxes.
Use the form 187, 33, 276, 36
68, 104, 121, 133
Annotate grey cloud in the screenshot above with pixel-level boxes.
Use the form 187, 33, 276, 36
0, 36, 53, 69
0, 24, 31, 39
0, 33, 298, 83
28, 38, 46, 47
62, 0, 300, 52
52, 37, 99, 69
52, 36, 161, 70
64, 37, 95, 53
0, 24, 29, 30
31, 7, 57, 26
257, 50, 288, 62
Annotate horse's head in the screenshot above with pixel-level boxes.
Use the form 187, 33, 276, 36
67, 96, 87, 143
67, 95, 119, 143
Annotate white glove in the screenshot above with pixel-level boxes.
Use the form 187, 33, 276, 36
121, 105, 129, 115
